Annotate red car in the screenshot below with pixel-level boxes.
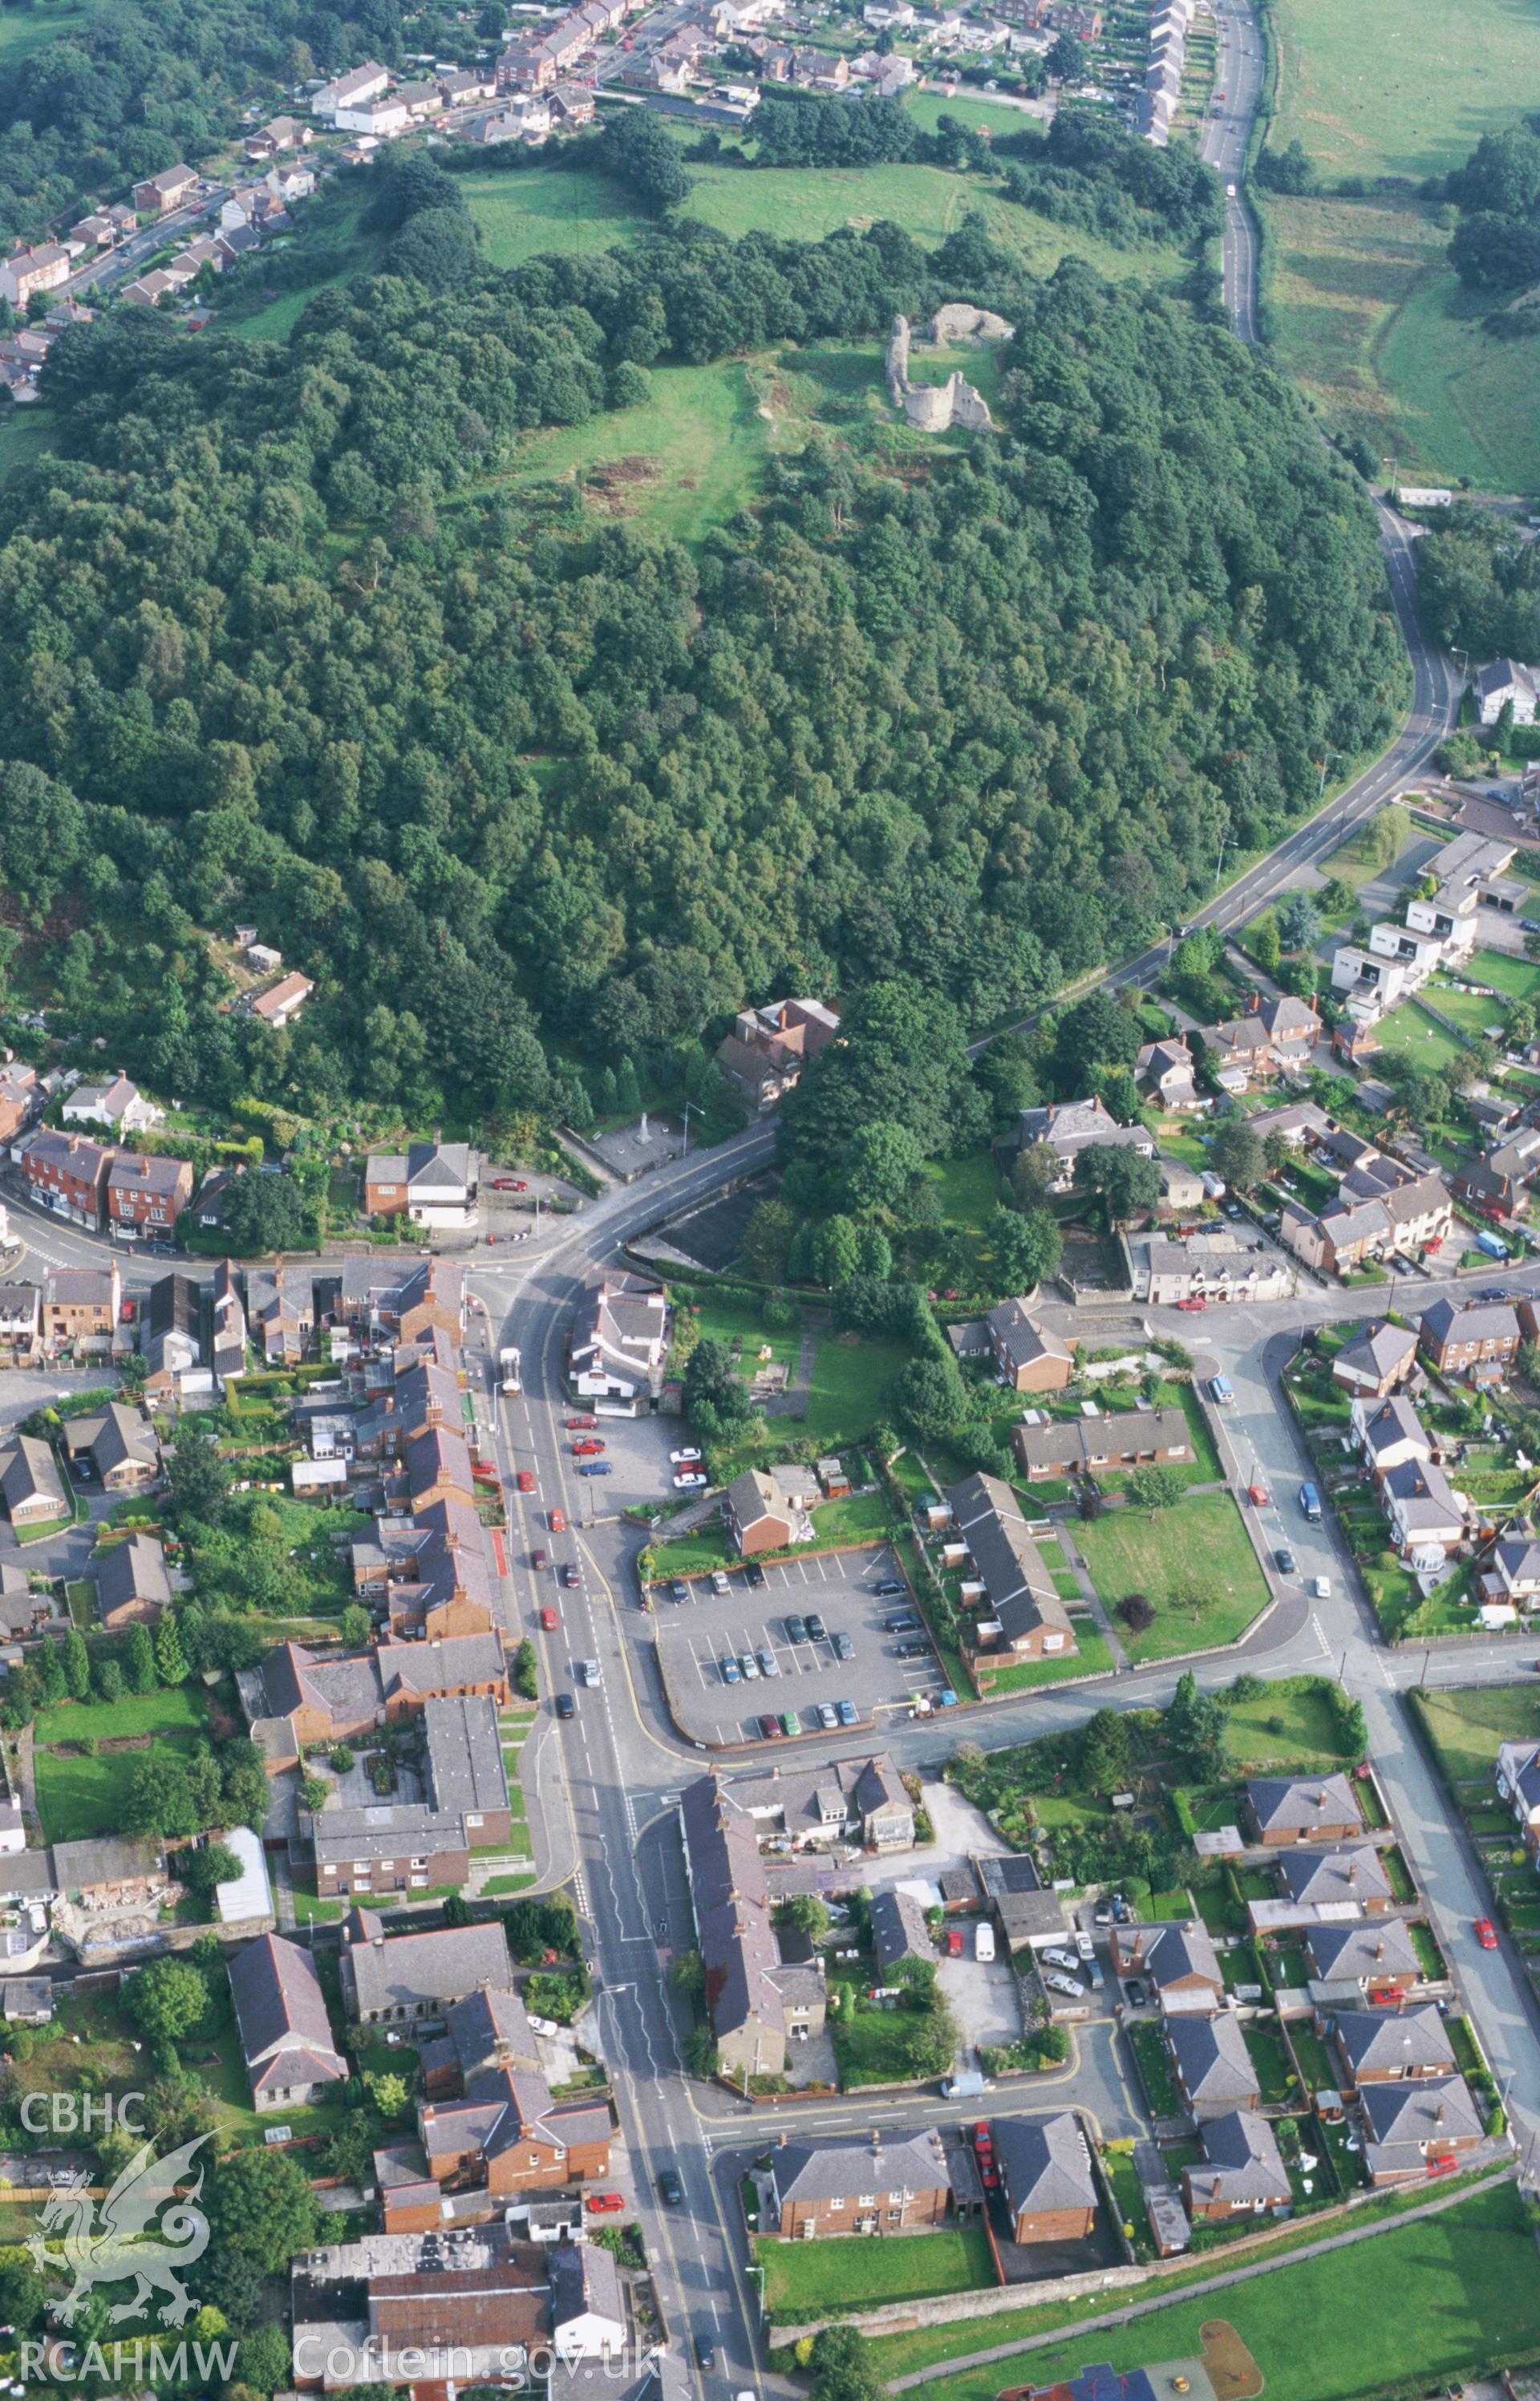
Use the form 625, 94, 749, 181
972, 2121, 992, 2159
491, 1177, 529, 1191
1247, 1485, 1269, 1507
1474, 1916, 1498, 1949
945, 1929, 963, 1957
1176, 1296, 1206, 1312
549, 1507, 567, 1533
565, 1414, 598, 1430
517, 1470, 536, 1494
759, 1714, 782, 1740
532, 1547, 548, 1571
539, 1606, 559, 1632
586, 2193, 623, 2214
573, 1439, 605, 1458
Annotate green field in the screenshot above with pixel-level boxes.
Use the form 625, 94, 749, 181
34, 1686, 209, 1843
1270, 0, 1540, 182
875, 2180, 1540, 2401
756, 2222, 995, 2317
0, 2, 87, 63
1415, 1681, 1540, 1783
1222, 1679, 1356, 1770
0, 405, 57, 485
1074, 1492, 1273, 1662
902, 90, 1049, 140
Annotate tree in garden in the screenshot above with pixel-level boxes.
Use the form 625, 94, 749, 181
94, 1657, 124, 1704
155, 1612, 188, 1685
178, 1842, 241, 1900
1048, 29, 1086, 79
809, 2325, 887, 2401
987, 1205, 1062, 1294
206, 2148, 320, 2276
1052, 991, 1141, 1091
781, 1892, 829, 1940
1128, 1464, 1184, 1511
36, 1637, 66, 1704
1278, 890, 1322, 951
218, 1172, 310, 1255
340, 1604, 371, 1648
837, 1118, 926, 1215
1209, 1118, 1264, 1193
1167, 1668, 1228, 1777
742, 1198, 796, 1284
124, 1619, 159, 1698
1096, 1066, 1142, 1126
168, 1417, 230, 1525
1080, 1707, 1133, 1794
616, 1057, 642, 1113
853, 1223, 892, 1280
683, 1337, 752, 1430
1072, 1143, 1161, 1224
63, 1628, 90, 1702
812, 1214, 861, 1287
1118, 1591, 1153, 1632
1250, 915, 1281, 974
1011, 1142, 1060, 1205
126, 1957, 209, 2047
891, 1357, 967, 1442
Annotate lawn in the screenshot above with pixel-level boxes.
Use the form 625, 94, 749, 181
902, 89, 1049, 139
0, 404, 57, 486
1270, 0, 1540, 182
879, 2179, 1540, 2401
1074, 1493, 1273, 1663
829, 2000, 945, 2088
1368, 998, 1470, 1077
1221, 1681, 1355, 1771
925, 1149, 1004, 1235
756, 2223, 995, 2318
34, 1686, 209, 1844
1414, 1682, 1540, 1784
980, 1628, 1115, 1691
800, 1333, 911, 1447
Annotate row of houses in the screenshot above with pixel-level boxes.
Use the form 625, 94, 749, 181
1331, 830, 1521, 1027
1279, 1142, 1454, 1280
1134, 0, 1192, 145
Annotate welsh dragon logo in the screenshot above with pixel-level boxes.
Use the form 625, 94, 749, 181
26, 2135, 212, 2328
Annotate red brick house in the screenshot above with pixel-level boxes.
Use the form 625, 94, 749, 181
23, 1130, 114, 1228
107, 1152, 194, 1237
767, 2129, 954, 2237
419, 2070, 613, 2199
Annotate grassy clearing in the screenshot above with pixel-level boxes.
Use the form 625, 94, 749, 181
881, 2179, 1540, 2401
35, 1687, 207, 1746
902, 90, 1049, 139
757, 2222, 996, 2315
0, 3, 87, 63
1270, 0, 1540, 182
34, 1686, 209, 1844
0, 405, 57, 485
1074, 1493, 1272, 1662
1464, 947, 1540, 1003
1415, 1682, 1540, 1784
1222, 1681, 1356, 1770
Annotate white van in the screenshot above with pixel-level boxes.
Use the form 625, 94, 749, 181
975, 1923, 995, 1963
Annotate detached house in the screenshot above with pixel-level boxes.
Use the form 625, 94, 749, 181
1418, 1299, 1520, 1385
1331, 2006, 1454, 2093
991, 2114, 1097, 2245
132, 164, 198, 213
766, 2128, 954, 2237
1331, 1320, 1418, 1400
63, 1073, 163, 1133
1012, 1096, 1157, 1192
714, 997, 841, 1109
1474, 659, 1540, 726
1495, 1738, 1540, 1864
948, 1298, 1076, 1391
228, 1933, 347, 2111
1136, 1035, 1198, 1109
1166, 2012, 1259, 2120
1181, 2111, 1290, 2222
1109, 1920, 1222, 2015
62, 1401, 159, 1490
569, 1271, 670, 1404
1246, 1774, 1362, 1847
364, 1142, 480, 1227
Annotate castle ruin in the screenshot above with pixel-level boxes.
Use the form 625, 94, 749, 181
882, 305, 1015, 434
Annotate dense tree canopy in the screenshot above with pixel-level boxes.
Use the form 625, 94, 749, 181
1445, 119, 1540, 291
0, 220, 1399, 1122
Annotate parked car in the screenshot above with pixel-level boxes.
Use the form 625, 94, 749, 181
539, 1607, 558, 1632
573, 1438, 605, 1457
720, 1657, 741, 1684
565, 1413, 598, 1430
1044, 1945, 1080, 1974
517, 1470, 536, 1494
674, 1472, 707, 1490
744, 1561, 766, 1588
835, 1699, 857, 1726
1274, 1547, 1295, 1573
785, 1614, 809, 1645
586, 2192, 623, 2213
757, 1649, 780, 1677
759, 1714, 782, 1740
1313, 1576, 1331, 1599
1045, 1971, 1086, 1998
894, 1641, 929, 1660
945, 1929, 963, 1957
831, 1631, 853, 1661
1125, 1977, 1147, 2006
873, 1578, 905, 1596
804, 1611, 826, 1642
1074, 1932, 1095, 1962
578, 1462, 612, 1478
740, 1653, 760, 1681
658, 2168, 683, 2205
886, 1613, 922, 1634
711, 1571, 730, 1596
491, 1176, 528, 1191
1475, 1916, 1498, 1949
817, 1701, 839, 1730
671, 1448, 703, 1466
671, 1580, 689, 1604
778, 1712, 798, 1738
555, 1692, 575, 1719
1176, 1296, 1206, 1312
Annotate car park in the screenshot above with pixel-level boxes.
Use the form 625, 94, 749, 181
758, 1649, 780, 1677
831, 1631, 854, 1660
671, 1580, 689, 1604
579, 1462, 612, 1477
785, 1614, 808, 1645
539, 1607, 559, 1632
532, 1547, 548, 1571
740, 1653, 760, 1680
805, 1612, 827, 1641
720, 1657, 740, 1684
759, 1713, 782, 1740
836, 1698, 857, 1726
555, 1692, 575, 1719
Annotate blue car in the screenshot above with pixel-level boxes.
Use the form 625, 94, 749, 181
835, 1699, 857, 1727
938, 1688, 958, 1708
578, 1461, 612, 1477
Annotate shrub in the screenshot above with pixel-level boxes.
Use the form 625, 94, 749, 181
1117, 1592, 1154, 1632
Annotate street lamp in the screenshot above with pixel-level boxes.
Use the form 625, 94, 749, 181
681, 1100, 702, 1158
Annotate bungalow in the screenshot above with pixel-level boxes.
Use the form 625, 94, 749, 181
250, 971, 314, 1027
1181, 2110, 1290, 2221
1331, 2005, 1453, 2091
62, 1401, 160, 1490
943, 1473, 1076, 1662
1136, 1036, 1198, 1109
991, 2113, 1096, 2245
1304, 1919, 1420, 1994
1109, 1920, 1222, 2016
1331, 1320, 1418, 1400
1013, 1405, 1193, 1483
766, 2128, 953, 2237
1418, 1299, 1520, 1385
94, 1534, 172, 1629
1166, 2012, 1259, 2120
0, 1437, 67, 1527
227, 1932, 347, 2111
1246, 1774, 1361, 1847
1359, 2076, 1485, 2183
1495, 1738, 1540, 1864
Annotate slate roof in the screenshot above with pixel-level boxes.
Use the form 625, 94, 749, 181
1014, 1406, 1192, 1476
1333, 2005, 1453, 2080
94, 1533, 172, 1620
944, 1472, 1072, 1644
1305, 1919, 1420, 1984
1334, 1320, 1417, 1384
63, 1402, 159, 1480
984, 1300, 1074, 1375
1167, 2010, 1258, 2106
376, 1632, 507, 1699
1360, 2075, 1482, 2149
772, 2127, 950, 2206
1420, 1300, 1519, 1353
991, 2111, 1095, 2220
870, 1887, 932, 1974
228, 1932, 346, 2094
0, 1436, 64, 1517
1247, 1774, 1362, 1837
349, 1921, 512, 2016
1189, 2109, 1288, 2207
1276, 1844, 1391, 1909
